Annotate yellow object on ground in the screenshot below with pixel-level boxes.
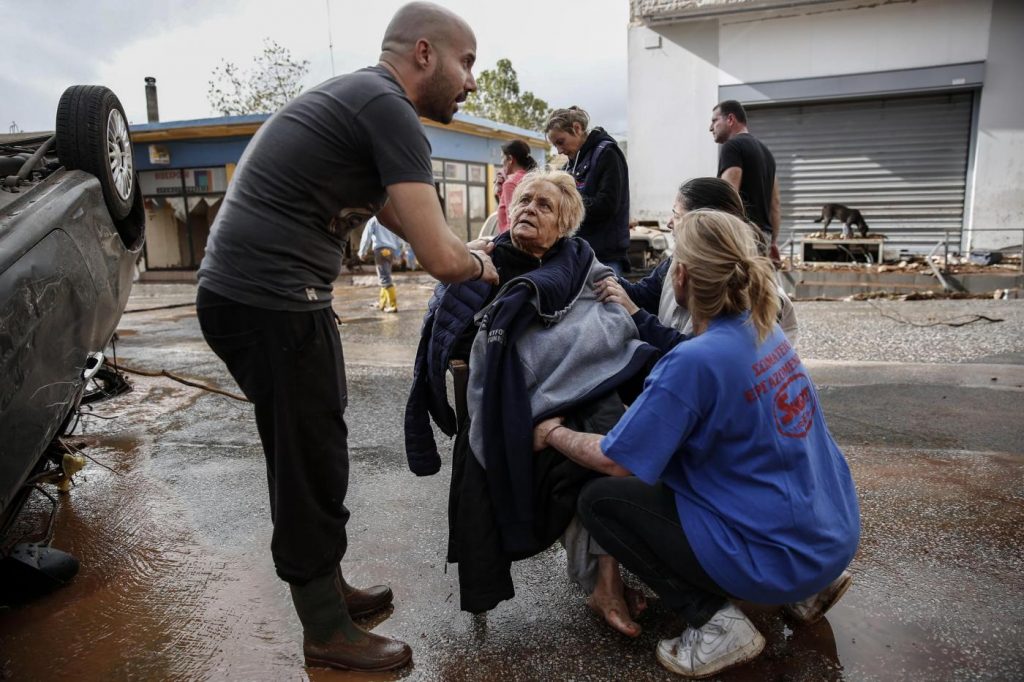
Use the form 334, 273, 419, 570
383, 285, 398, 313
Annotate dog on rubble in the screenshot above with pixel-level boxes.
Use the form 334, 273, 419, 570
814, 203, 869, 238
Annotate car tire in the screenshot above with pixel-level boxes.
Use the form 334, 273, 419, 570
55, 85, 136, 221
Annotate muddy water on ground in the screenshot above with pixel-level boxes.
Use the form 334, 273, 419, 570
3, 429, 1021, 681
2, 287, 1022, 680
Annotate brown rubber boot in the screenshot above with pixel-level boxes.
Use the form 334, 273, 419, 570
334, 566, 394, 618
289, 573, 412, 671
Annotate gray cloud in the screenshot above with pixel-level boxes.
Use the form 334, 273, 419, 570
3, 0, 242, 130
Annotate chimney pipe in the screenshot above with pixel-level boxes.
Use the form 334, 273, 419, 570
145, 76, 159, 123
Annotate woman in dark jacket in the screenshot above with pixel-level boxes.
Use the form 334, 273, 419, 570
406, 170, 657, 634
597, 177, 799, 352
546, 106, 631, 277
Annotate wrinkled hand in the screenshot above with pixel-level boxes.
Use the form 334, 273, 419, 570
471, 249, 499, 285
594, 277, 639, 315
533, 416, 565, 452
465, 238, 496, 253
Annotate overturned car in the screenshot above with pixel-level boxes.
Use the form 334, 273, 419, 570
0, 85, 144, 597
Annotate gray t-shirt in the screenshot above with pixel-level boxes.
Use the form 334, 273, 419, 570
198, 66, 434, 310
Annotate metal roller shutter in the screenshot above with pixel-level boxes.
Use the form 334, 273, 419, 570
746, 93, 974, 254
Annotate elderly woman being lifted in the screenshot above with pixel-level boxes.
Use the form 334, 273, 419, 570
406, 170, 658, 636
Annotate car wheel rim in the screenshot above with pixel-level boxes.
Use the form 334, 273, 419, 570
107, 108, 133, 202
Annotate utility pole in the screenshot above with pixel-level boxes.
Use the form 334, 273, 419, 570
325, 0, 336, 77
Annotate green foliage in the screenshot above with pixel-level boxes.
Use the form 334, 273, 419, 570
207, 39, 310, 116
461, 59, 551, 132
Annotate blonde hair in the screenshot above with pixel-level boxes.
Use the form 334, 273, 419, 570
509, 169, 585, 237
544, 106, 590, 135
673, 209, 779, 343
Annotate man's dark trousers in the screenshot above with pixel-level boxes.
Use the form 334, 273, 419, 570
197, 287, 349, 585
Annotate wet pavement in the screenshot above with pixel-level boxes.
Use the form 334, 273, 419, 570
1, 277, 1022, 681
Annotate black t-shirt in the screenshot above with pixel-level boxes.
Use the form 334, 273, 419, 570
717, 133, 776, 230
198, 66, 434, 310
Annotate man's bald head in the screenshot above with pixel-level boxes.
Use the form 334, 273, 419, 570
378, 2, 477, 124
381, 2, 474, 57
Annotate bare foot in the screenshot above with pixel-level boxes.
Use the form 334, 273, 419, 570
588, 590, 642, 638
624, 585, 648, 619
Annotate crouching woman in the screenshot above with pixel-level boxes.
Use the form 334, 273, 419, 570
533, 209, 859, 679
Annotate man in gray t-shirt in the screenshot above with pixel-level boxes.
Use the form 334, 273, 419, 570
196, 2, 496, 672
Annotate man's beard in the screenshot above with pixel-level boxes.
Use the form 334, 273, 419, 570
421, 65, 458, 124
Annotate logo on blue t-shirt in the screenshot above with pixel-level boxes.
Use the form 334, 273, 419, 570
774, 373, 816, 438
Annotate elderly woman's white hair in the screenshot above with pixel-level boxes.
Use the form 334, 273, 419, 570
508, 169, 586, 238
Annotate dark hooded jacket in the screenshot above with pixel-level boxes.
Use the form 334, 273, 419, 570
564, 127, 630, 267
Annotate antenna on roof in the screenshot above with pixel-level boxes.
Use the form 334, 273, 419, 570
325, 0, 336, 77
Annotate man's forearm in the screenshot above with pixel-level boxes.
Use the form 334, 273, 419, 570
546, 427, 630, 477
386, 182, 496, 283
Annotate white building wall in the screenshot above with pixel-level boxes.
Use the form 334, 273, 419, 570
627, 20, 722, 221
718, 0, 991, 84
628, 0, 1021, 251
967, 0, 1024, 250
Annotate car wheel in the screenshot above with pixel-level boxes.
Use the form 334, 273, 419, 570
55, 85, 136, 221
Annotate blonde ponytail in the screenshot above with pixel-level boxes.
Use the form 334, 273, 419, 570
745, 255, 779, 343
673, 210, 780, 343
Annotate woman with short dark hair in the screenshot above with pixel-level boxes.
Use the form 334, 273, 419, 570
597, 177, 798, 348
493, 139, 538, 233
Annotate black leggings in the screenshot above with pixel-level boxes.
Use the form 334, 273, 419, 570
197, 287, 349, 585
578, 477, 728, 628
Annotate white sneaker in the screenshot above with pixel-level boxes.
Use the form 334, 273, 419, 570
783, 570, 852, 624
656, 603, 765, 678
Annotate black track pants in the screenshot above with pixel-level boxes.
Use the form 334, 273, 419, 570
197, 287, 349, 585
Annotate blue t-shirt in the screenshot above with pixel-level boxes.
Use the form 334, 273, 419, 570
601, 313, 859, 603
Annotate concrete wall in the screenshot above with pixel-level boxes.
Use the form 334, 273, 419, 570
718, 0, 991, 84
627, 19, 722, 221
628, 0, 1022, 251
966, 0, 1024, 251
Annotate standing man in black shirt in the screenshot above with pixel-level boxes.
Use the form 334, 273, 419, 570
711, 99, 781, 261
196, 2, 497, 672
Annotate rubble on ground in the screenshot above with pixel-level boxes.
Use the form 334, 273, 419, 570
782, 253, 1022, 276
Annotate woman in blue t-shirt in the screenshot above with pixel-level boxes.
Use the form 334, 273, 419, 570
533, 209, 859, 679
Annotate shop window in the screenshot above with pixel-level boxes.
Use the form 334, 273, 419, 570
434, 157, 489, 242
469, 186, 487, 238
444, 161, 467, 182
139, 168, 226, 270
444, 183, 468, 240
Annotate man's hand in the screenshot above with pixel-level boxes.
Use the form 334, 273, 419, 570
595, 277, 639, 315
386, 182, 498, 284
533, 416, 564, 452
471, 249, 499, 285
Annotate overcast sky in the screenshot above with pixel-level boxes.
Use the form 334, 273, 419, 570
4, 0, 630, 136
